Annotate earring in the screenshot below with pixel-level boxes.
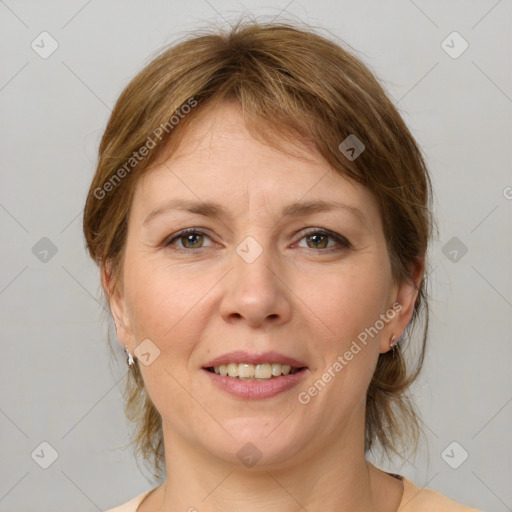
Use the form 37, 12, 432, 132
124, 345, 134, 366
390, 335, 398, 350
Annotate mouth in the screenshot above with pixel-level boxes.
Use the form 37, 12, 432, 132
201, 351, 309, 399
205, 363, 305, 380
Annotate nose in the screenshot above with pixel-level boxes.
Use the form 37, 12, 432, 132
219, 238, 293, 329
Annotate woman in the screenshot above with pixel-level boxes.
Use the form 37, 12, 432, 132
83, 20, 481, 512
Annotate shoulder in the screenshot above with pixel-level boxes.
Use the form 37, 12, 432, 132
105, 489, 154, 512
400, 477, 483, 512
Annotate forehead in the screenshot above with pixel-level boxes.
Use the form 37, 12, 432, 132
132, 101, 381, 227
159, 100, 323, 170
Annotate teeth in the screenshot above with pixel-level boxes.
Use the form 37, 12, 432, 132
238, 363, 254, 379
255, 363, 271, 379
211, 362, 300, 379
227, 363, 239, 377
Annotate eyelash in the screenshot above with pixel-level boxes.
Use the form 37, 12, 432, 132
162, 227, 351, 253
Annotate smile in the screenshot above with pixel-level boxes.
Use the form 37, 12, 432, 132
207, 362, 301, 380
201, 351, 308, 399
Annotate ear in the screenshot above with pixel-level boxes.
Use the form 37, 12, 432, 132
379, 257, 425, 354
101, 262, 134, 351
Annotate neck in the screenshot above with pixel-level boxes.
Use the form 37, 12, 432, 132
142, 407, 402, 512
165, 449, 372, 511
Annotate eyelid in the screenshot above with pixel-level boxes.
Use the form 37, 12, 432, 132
295, 227, 351, 250
163, 227, 351, 251
162, 227, 215, 250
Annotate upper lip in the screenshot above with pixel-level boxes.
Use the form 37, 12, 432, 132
202, 351, 308, 369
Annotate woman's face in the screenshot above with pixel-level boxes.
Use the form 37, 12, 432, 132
108, 101, 418, 468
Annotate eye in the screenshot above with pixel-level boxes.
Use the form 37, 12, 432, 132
163, 228, 213, 250
296, 229, 351, 251
162, 227, 351, 253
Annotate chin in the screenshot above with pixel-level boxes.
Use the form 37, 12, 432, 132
202, 417, 308, 469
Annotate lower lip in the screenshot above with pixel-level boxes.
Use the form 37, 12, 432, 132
202, 368, 308, 399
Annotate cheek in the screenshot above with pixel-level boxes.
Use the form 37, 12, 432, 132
299, 262, 389, 402
305, 264, 391, 344
122, 263, 213, 429
123, 257, 215, 358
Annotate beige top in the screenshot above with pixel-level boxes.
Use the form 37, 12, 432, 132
105, 476, 482, 511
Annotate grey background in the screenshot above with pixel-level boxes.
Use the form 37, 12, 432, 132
1, 1, 511, 511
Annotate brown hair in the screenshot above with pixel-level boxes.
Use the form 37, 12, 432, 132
83, 19, 434, 481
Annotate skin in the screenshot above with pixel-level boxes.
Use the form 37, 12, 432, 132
105, 101, 423, 511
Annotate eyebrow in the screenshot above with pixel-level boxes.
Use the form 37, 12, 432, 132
143, 198, 370, 229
